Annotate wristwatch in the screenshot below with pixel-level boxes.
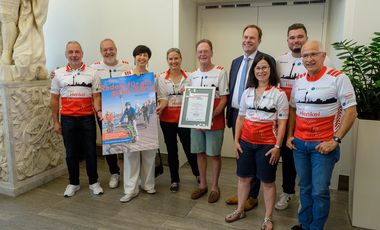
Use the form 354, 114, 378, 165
333, 136, 342, 143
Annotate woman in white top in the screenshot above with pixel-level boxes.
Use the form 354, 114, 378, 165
225, 54, 289, 230
119, 45, 166, 203
156, 48, 199, 192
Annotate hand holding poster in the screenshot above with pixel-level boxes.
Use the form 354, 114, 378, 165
100, 72, 159, 155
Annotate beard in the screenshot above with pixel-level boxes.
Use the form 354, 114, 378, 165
291, 47, 301, 53
104, 56, 117, 65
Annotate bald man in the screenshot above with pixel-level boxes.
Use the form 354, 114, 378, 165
287, 40, 357, 230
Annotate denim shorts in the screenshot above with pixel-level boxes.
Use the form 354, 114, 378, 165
236, 139, 278, 183
191, 129, 224, 156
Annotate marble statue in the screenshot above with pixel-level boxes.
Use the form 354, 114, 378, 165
0, 0, 49, 81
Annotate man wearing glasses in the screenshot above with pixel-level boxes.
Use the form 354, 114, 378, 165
287, 40, 357, 230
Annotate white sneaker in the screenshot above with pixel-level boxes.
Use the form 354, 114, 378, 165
275, 193, 295, 210
64, 184, 80, 197
120, 193, 138, 203
89, 182, 104, 195
145, 188, 156, 194
109, 174, 120, 189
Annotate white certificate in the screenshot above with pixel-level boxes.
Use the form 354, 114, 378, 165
186, 93, 209, 121
178, 86, 215, 129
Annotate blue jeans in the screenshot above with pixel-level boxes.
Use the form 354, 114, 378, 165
292, 138, 340, 230
61, 115, 98, 185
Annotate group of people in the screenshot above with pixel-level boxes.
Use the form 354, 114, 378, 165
50, 22, 358, 230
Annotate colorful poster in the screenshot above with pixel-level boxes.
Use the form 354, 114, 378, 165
101, 72, 159, 155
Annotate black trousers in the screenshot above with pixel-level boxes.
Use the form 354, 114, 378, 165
160, 121, 199, 183
97, 118, 120, 175
280, 133, 297, 194
231, 108, 260, 198
61, 115, 98, 185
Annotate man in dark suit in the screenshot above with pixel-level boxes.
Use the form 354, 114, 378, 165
225, 24, 275, 211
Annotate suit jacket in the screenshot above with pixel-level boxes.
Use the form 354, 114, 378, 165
226, 51, 276, 128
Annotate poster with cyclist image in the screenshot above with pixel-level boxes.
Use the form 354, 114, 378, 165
100, 72, 159, 155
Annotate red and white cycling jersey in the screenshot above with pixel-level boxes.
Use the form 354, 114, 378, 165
50, 64, 100, 116
239, 86, 288, 144
277, 52, 333, 100
90, 59, 130, 79
156, 69, 190, 123
290, 66, 357, 141
190, 66, 229, 130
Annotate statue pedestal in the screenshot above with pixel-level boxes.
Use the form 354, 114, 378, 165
0, 80, 66, 196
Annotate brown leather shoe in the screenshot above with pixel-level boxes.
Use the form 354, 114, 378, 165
244, 197, 258, 211
208, 188, 220, 203
191, 187, 208, 200
225, 194, 238, 205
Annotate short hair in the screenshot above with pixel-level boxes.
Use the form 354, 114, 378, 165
65, 40, 82, 52
100, 38, 116, 50
246, 54, 279, 88
287, 23, 308, 36
166, 48, 182, 59
133, 45, 152, 58
196, 39, 213, 52
243, 25, 263, 40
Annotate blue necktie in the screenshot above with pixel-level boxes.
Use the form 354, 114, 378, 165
238, 57, 250, 104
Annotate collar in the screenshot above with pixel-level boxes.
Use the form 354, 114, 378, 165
245, 50, 258, 60
165, 69, 187, 80
265, 85, 272, 91
306, 66, 327, 82
66, 63, 86, 72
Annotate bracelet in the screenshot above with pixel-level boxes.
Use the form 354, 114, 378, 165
274, 144, 281, 149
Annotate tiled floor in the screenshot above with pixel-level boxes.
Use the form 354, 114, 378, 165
0, 157, 365, 230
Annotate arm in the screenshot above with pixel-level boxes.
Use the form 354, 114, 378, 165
156, 98, 168, 115
286, 106, 297, 149
155, 76, 168, 115
50, 93, 61, 135
213, 95, 227, 117
316, 105, 357, 154
93, 93, 102, 120
266, 119, 287, 165
234, 115, 245, 159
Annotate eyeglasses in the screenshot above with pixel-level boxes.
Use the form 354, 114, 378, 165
254, 65, 270, 71
301, 52, 324, 59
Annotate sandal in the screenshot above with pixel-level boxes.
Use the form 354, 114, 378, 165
225, 209, 246, 223
261, 217, 273, 230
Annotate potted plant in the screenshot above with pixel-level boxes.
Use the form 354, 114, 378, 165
332, 32, 380, 120
333, 32, 380, 229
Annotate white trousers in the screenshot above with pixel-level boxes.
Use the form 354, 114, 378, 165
123, 149, 156, 195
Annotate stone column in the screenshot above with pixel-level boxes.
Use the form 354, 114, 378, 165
0, 80, 66, 196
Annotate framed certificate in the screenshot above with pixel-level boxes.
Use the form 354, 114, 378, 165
178, 86, 215, 129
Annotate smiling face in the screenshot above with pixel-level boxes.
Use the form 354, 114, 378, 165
242, 27, 261, 55
167, 51, 182, 71
287, 28, 308, 55
135, 52, 150, 68
196, 42, 213, 67
254, 59, 270, 85
100, 40, 117, 66
65, 42, 83, 69
301, 41, 326, 76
